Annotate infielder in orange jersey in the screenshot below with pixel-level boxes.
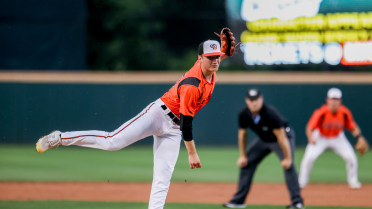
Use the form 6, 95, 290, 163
35, 28, 236, 209
299, 88, 369, 189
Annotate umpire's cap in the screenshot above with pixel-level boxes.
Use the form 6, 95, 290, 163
246, 88, 262, 100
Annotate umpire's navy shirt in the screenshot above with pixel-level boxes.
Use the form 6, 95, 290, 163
239, 104, 289, 142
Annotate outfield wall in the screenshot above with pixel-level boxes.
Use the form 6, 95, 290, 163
1, 71, 372, 146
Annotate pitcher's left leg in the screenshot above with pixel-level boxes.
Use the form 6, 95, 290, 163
59, 102, 157, 151
148, 134, 181, 209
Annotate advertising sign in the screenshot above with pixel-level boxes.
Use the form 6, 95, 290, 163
227, 0, 372, 67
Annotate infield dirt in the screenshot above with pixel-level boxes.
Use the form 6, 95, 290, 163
0, 182, 371, 207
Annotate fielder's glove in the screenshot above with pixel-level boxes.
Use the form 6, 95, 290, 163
355, 137, 369, 155
215, 27, 236, 56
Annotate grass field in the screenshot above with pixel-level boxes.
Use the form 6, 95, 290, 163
0, 145, 371, 183
1, 145, 371, 209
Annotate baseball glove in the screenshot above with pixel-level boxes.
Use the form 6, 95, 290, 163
214, 27, 236, 56
355, 137, 369, 155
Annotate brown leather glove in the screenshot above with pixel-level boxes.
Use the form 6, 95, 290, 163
355, 137, 369, 155
215, 27, 236, 56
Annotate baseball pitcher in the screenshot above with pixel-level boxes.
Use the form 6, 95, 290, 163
35, 28, 236, 209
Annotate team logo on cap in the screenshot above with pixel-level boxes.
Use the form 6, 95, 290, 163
249, 89, 258, 96
210, 44, 217, 50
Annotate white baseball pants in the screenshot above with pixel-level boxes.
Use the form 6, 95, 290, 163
298, 131, 359, 188
60, 99, 182, 209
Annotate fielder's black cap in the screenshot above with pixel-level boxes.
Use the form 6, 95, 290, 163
246, 88, 262, 100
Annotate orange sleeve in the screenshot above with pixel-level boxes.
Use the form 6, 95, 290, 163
342, 106, 356, 130
307, 109, 323, 130
178, 85, 200, 117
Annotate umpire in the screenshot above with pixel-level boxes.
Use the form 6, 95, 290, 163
223, 88, 304, 209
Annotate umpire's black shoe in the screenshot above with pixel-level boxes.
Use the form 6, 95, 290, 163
286, 202, 305, 209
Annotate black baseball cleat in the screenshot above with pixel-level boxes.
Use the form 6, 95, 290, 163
286, 202, 305, 209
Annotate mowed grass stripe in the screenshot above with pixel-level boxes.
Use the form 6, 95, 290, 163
0, 145, 371, 183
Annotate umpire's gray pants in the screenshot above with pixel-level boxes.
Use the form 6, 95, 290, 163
229, 129, 303, 205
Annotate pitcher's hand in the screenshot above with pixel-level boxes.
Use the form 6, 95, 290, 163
189, 153, 201, 169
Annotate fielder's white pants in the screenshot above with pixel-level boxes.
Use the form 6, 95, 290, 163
298, 131, 359, 188
60, 99, 182, 209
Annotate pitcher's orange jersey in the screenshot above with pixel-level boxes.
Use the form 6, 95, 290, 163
307, 104, 356, 138
161, 60, 215, 118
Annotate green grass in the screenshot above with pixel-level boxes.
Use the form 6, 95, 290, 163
0, 201, 371, 209
0, 145, 371, 183
1, 146, 371, 208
